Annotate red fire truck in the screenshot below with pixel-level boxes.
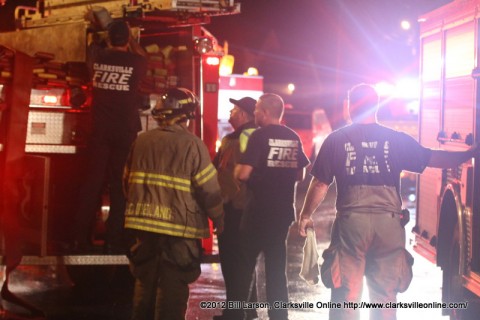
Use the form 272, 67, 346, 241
414, 0, 480, 318
217, 73, 264, 142
282, 107, 332, 160
0, 0, 239, 270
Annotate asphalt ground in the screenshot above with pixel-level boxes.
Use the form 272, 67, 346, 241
0, 182, 449, 320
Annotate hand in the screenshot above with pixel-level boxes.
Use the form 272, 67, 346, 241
84, 8, 97, 25
212, 214, 224, 235
84, 6, 112, 30
298, 214, 314, 237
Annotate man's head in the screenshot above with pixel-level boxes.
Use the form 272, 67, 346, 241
347, 83, 379, 123
107, 20, 130, 47
151, 88, 198, 126
254, 93, 284, 127
228, 97, 256, 130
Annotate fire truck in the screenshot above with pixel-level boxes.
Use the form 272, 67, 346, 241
0, 0, 239, 276
217, 73, 263, 142
281, 107, 332, 161
414, 0, 480, 318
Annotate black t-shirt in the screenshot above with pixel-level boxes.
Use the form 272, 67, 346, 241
239, 124, 310, 225
311, 123, 431, 211
91, 49, 147, 133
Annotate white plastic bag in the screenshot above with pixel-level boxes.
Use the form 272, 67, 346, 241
299, 228, 320, 285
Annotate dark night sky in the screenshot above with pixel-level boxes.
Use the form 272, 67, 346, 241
207, 0, 453, 109
1, 0, 453, 111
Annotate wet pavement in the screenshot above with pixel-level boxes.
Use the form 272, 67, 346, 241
0, 184, 449, 320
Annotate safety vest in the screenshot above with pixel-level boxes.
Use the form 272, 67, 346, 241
239, 128, 255, 153
124, 124, 223, 239
214, 122, 256, 208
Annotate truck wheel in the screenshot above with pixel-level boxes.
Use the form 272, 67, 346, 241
443, 225, 478, 320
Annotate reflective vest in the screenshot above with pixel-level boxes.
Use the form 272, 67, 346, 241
239, 128, 255, 153
124, 124, 223, 239
213, 122, 256, 209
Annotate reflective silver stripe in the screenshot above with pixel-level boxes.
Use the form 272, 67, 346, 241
129, 171, 191, 192
194, 163, 216, 186
125, 217, 209, 238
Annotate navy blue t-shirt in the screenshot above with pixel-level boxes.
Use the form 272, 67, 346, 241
239, 124, 310, 226
311, 123, 431, 211
91, 49, 147, 134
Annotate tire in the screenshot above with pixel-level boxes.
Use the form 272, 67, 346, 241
443, 225, 479, 320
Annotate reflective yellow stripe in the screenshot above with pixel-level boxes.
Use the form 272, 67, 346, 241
125, 217, 210, 238
129, 178, 190, 192
194, 163, 216, 186
178, 97, 193, 105
130, 172, 190, 185
129, 171, 191, 192
240, 128, 255, 153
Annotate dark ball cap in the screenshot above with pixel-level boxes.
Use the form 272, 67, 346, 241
108, 20, 130, 46
229, 97, 256, 117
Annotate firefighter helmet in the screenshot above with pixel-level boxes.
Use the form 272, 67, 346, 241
151, 88, 198, 122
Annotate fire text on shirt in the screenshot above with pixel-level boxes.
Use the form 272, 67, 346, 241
92, 63, 133, 91
267, 139, 299, 168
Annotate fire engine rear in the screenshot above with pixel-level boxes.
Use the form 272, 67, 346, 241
0, 0, 239, 267
414, 0, 480, 318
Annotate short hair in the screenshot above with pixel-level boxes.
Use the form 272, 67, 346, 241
108, 20, 130, 47
258, 93, 284, 119
347, 83, 379, 121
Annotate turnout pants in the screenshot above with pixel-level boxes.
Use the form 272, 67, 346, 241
128, 232, 201, 320
324, 212, 413, 320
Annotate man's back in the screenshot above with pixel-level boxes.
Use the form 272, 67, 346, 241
124, 124, 222, 239
242, 125, 307, 197
215, 122, 256, 204
312, 123, 431, 213
92, 49, 147, 132
240, 124, 309, 226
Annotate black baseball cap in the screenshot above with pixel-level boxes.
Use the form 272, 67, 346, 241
229, 97, 256, 117
108, 20, 130, 46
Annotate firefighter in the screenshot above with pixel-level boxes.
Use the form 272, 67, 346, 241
235, 93, 310, 320
72, 19, 147, 254
123, 88, 224, 320
213, 97, 258, 320
298, 83, 480, 320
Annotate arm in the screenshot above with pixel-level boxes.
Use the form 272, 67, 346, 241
128, 29, 147, 57
195, 165, 225, 234
296, 167, 306, 182
192, 142, 225, 233
297, 177, 330, 237
428, 144, 479, 168
234, 163, 254, 182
